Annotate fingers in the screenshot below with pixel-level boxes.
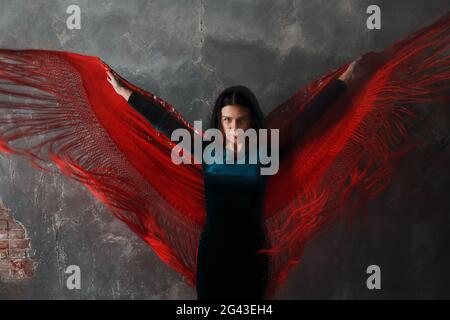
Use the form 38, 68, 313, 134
106, 70, 114, 86
347, 60, 357, 73
106, 70, 119, 84
103, 63, 126, 95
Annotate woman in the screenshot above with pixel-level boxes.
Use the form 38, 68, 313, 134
106, 57, 360, 299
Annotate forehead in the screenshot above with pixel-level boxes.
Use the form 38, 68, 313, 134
221, 104, 251, 117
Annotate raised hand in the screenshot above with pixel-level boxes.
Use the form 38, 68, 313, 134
338, 51, 387, 86
106, 68, 133, 101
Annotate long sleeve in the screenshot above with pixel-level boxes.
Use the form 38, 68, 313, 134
280, 78, 347, 154
127, 91, 192, 139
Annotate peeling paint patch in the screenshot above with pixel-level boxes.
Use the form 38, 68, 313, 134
0, 201, 38, 280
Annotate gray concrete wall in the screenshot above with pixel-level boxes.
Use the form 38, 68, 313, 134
0, 0, 449, 299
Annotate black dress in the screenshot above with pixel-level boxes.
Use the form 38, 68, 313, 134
127, 79, 346, 300
197, 146, 270, 300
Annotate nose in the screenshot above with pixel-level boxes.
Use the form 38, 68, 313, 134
228, 129, 237, 138
226, 127, 239, 140
229, 119, 237, 129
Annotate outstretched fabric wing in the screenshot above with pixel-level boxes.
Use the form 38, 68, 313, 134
0, 49, 205, 286
262, 12, 450, 298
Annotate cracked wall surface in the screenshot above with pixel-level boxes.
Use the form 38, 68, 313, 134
0, 0, 449, 299
0, 200, 38, 280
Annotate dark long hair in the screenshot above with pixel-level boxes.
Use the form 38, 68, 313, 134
210, 85, 266, 131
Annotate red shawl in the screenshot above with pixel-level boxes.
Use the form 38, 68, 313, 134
0, 12, 449, 299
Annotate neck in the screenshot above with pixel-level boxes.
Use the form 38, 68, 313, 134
225, 141, 246, 162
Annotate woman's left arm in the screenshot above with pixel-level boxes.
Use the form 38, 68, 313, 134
292, 78, 347, 141
281, 57, 361, 153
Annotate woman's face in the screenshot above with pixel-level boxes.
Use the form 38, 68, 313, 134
220, 104, 254, 145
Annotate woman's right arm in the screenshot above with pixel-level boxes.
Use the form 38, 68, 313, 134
106, 69, 193, 139
127, 91, 190, 139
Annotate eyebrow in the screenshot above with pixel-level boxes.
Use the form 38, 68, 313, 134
221, 114, 251, 120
